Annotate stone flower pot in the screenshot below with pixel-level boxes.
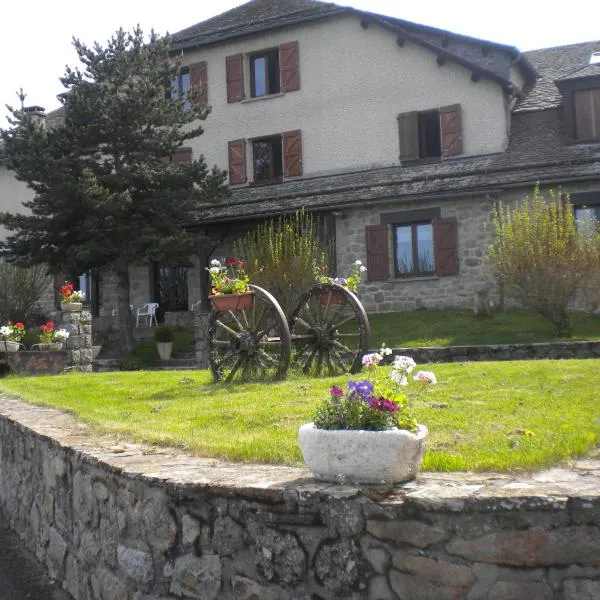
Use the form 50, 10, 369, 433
35, 342, 64, 351
0, 341, 21, 353
298, 423, 428, 484
156, 342, 173, 361
60, 302, 83, 312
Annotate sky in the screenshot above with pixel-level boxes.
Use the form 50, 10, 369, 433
1, 0, 598, 127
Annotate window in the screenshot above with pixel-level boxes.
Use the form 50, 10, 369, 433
418, 111, 442, 159
575, 205, 600, 234
154, 265, 188, 313
398, 104, 462, 162
226, 41, 300, 104
228, 130, 302, 186
253, 136, 283, 183
171, 68, 191, 110
365, 212, 458, 281
573, 88, 600, 140
394, 223, 435, 275
250, 50, 280, 97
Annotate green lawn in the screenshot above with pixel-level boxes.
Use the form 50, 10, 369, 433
1, 359, 598, 472
368, 309, 600, 347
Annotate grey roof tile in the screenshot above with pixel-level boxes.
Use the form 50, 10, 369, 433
171, 0, 346, 50
516, 40, 600, 112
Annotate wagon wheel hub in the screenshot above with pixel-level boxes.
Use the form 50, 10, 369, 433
237, 331, 257, 354
309, 325, 336, 349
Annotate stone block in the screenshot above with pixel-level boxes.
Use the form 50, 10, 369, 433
392, 554, 475, 588
170, 554, 222, 600
182, 514, 201, 548
368, 574, 396, 600
488, 580, 553, 600
562, 579, 600, 599
46, 526, 68, 579
389, 569, 471, 600
231, 574, 290, 600
446, 526, 600, 566
212, 515, 244, 556
314, 539, 360, 593
253, 526, 306, 585
320, 500, 365, 537
117, 545, 154, 585
141, 498, 177, 553
366, 519, 449, 548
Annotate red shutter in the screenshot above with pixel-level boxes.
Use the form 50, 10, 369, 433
279, 41, 300, 92
228, 139, 246, 185
433, 217, 458, 276
366, 225, 389, 281
441, 104, 463, 157
283, 130, 302, 177
398, 112, 419, 162
190, 61, 208, 108
172, 148, 192, 164
226, 54, 245, 103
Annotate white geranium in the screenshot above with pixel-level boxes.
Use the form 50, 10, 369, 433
54, 329, 70, 341
0, 325, 12, 337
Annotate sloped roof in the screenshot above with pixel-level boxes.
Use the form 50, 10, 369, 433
516, 40, 600, 112
172, 0, 347, 50
191, 108, 600, 225
171, 0, 534, 91
556, 62, 600, 82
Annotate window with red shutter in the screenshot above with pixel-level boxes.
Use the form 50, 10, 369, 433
279, 41, 300, 92
226, 54, 244, 103
440, 104, 463, 156
398, 105, 462, 162
283, 130, 302, 177
573, 89, 600, 140
365, 225, 389, 281
228, 139, 247, 185
172, 148, 192, 165
189, 61, 208, 108
433, 217, 458, 276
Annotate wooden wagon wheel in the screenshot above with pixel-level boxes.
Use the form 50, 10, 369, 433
289, 283, 370, 376
208, 285, 291, 383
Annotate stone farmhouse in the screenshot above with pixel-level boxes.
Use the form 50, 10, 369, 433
1, 0, 600, 323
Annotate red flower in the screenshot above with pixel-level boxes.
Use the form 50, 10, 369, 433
47, 321, 54, 331
225, 257, 237, 266
40, 325, 47, 333
15, 322, 24, 329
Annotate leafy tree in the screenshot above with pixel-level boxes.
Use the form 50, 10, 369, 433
0, 27, 228, 350
487, 185, 600, 335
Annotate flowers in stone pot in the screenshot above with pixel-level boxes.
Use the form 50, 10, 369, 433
206, 257, 253, 311
59, 282, 85, 303
38, 321, 70, 349
0, 321, 26, 352
298, 346, 435, 484
315, 259, 367, 293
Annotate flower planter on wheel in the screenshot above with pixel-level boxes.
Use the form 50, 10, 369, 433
209, 292, 255, 312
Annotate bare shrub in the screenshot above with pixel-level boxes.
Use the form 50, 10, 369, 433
0, 261, 51, 323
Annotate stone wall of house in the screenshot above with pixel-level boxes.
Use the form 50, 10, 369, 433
0, 397, 599, 600
338, 194, 498, 313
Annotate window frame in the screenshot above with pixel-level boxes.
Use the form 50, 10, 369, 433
392, 221, 436, 277
418, 110, 442, 159
249, 48, 280, 98
170, 67, 191, 110
251, 134, 283, 184
559, 77, 600, 142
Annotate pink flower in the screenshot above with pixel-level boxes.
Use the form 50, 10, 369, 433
330, 386, 344, 398
413, 370, 437, 384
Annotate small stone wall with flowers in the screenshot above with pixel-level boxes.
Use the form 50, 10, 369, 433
0, 395, 599, 600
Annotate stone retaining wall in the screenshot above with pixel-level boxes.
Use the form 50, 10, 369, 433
0, 396, 599, 600
389, 340, 600, 363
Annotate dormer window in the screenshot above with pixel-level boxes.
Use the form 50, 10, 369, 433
573, 88, 600, 140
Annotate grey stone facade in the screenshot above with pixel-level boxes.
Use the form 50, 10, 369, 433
1, 395, 600, 600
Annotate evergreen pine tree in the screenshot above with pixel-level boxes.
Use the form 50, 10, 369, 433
0, 27, 228, 350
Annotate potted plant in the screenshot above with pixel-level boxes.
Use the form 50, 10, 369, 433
206, 257, 253, 311
59, 281, 85, 311
0, 321, 26, 353
315, 259, 368, 304
155, 325, 174, 360
298, 346, 436, 484
35, 321, 70, 350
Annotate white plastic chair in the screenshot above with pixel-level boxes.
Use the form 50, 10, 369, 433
135, 303, 159, 327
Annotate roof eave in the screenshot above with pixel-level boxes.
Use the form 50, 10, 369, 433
171, 6, 351, 52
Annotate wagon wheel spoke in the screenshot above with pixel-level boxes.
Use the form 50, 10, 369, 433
289, 283, 370, 377
208, 285, 291, 383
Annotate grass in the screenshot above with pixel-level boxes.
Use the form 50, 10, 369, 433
1, 359, 599, 472
368, 309, 600, 348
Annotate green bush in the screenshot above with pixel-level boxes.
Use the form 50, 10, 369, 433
234, 210, 330, 317
154, 325, 174, 343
